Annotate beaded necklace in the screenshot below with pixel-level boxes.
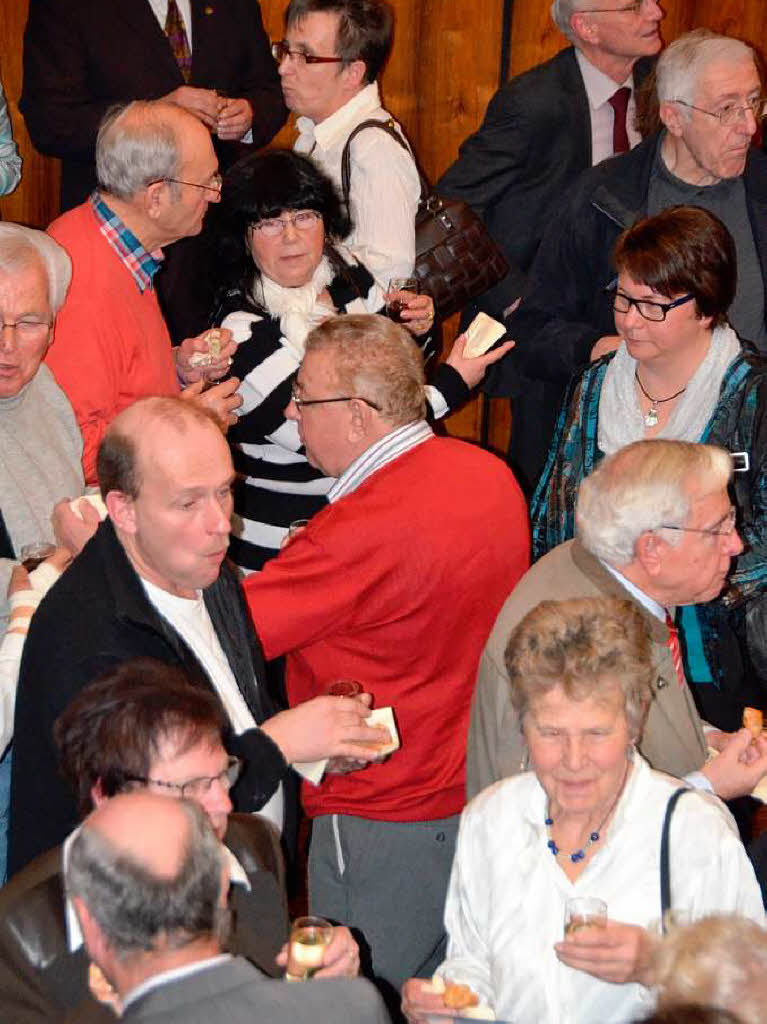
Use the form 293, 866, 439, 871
545, 761, 629, 864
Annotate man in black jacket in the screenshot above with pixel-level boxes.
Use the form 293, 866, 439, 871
0, 660, 362, 1023
8, 396, 387, 875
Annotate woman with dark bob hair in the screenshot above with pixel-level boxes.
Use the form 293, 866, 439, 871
206, 150, 507, 571
529, 206, 766, 728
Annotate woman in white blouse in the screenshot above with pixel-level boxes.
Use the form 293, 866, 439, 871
402, 598, 764, 1024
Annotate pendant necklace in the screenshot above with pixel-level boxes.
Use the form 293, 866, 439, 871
634, 370, 686, 428
545, 761, 629, 864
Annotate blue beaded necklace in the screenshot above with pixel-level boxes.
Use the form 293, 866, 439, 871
545, 762, 629, 864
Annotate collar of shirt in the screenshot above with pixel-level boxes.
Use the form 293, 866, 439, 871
64, 828, 250, 953
295, 81, 382, 153
575, 49, 634, 112
599, 559, 666, 622
122, 954, 233, 1012
327, 420, 433, 503
90, 192, 165, 294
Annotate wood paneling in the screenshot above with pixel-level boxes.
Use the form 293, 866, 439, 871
2, 0, 765, 445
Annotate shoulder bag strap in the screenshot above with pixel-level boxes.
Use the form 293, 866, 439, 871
340, 117, 429, 209
0, 508, 15, 560
659, 786, 690, 932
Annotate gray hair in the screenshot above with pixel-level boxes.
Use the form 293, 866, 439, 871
654, 915, 767, 1024
66, 799, 226, 956
576, 440, 733, 567
96, 102, 182, 200
305, 314, 426, 425
550, 0, 588, 42
657, 29, 757, 110
0, 222, 72, 314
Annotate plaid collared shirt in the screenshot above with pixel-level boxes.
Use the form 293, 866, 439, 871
90, 191, 164, 293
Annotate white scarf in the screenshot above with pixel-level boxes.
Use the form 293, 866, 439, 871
597, 323, 742, 455
255, 256, 336, 360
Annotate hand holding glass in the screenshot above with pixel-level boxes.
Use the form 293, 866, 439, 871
564, 897, 607, 936
386, 277, 419, 323
285, 916, 334, 981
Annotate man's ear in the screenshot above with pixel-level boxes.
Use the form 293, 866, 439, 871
143, 181, 167, 222
347, 398, 370, 440
340, 59, 367, 94
635, 530, 665, 578
74, 896, 108, 961
105, 490, 137, 535
570, 12, 599, 47
659, 99, 685, 137
90, 778, 107, 809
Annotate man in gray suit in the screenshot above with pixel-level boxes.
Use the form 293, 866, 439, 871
469, 439, 767, 800
66, 792, 390, 1023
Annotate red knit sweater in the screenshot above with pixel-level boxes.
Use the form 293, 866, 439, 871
47, 202, 179, 483
246, 435, 529, 822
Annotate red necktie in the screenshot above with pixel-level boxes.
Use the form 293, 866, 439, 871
608, 86, 631, 155
165, 0, 192, 84
664, 611, 685, 688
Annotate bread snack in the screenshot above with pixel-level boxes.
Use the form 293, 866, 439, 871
188, 328, 223, 367
443, 983, 479, 1010
420, 976, 496, 1020
364, 706, 400, 756
463, 312, 506, 358
743, 706, 764, 740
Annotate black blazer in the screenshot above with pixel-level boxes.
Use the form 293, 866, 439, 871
9, 520, 289, 876
21, 0, 287, 211
0, 815, 289, 1024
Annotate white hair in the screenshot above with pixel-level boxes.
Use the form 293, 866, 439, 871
550, 0, 588, 42
657, 29, 757, 110
0, 222, 72, 314
96, 101, 182, 200
576, 440, 732, 566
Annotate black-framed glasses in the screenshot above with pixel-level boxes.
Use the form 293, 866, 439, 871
290, 381, 381, 411
271, 40, 347, 66
607, 283, 695, 322
151, 174, 223, 195
125, 755, 243, 799
253, 210, 322, 237
660, 507, 738, 538
673, 97, 767, 127
577, 2, 645, 13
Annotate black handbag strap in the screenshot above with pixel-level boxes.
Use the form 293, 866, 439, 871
0, 508, 15, 560
340, 117, 430, 209
660, 786, 690, 931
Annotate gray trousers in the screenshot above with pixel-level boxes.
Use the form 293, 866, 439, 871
309, 813, 459, 995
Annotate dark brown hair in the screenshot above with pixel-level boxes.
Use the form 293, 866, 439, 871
285, 0, 393, 82
54, 658, 226, 817
613, 206, 736, 329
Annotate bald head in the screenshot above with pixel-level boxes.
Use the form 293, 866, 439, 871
66, 792, 226, 957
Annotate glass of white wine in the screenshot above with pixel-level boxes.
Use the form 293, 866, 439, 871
285, 916, 333, 981
563, 897, 607, 937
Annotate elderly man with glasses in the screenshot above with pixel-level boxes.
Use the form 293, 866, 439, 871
505, 28, 767, 488
44, 100, 244, 486
0, 659, 367, 1024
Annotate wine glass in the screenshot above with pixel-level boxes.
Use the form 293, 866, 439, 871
285, 916, 333, 981
563, 897, 607, 936
386, 277, 419, 323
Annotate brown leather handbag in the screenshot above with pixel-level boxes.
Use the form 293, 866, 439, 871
341, 118, 509, 322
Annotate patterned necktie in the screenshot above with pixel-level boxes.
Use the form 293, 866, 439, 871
664, 610, 685, 688
608, 86, 631, 155
165, 0, 192, 84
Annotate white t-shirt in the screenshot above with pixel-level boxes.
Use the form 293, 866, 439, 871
141, 578, 284, 829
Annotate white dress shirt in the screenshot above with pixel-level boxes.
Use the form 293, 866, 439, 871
294, 82, 421, 289
438, 755, 764, 1024
576, 50, 641, 166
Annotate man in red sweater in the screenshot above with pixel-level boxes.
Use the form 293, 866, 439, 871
245, 314, 529, 1002
46, 101, 241, 484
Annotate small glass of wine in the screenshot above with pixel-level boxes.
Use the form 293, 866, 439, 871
285, 916, 333, 981
385, 277, 419, 323
563, 897, 607, 937
19, 542, 57, 572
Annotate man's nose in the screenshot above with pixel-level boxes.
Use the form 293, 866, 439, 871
202, 776, 233, 819
726, 527, 744, 558
0, 324, 18, 351
285, 398, 300, 421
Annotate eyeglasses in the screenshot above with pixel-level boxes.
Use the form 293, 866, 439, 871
0, 318, 52, 340
610, 286, 695, 322
253, 210, 322, 237
271, 40, 347, 66
290, 381, 381, 411
125, 755, 243, 799
673, 97, 767, 127
660, 507, 738, 538
577, 2, 645, 13
152, 174, 223, 195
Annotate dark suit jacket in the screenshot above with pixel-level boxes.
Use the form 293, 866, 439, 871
9, 520, 289, 876
121, 956, 391, 1024
0, 815, 289, 1024
21, 0, 287, 212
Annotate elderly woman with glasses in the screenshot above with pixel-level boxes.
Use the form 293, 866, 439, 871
529, 206, 766, 730
206, 149, 508, 571
402, 598, 764, 1024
